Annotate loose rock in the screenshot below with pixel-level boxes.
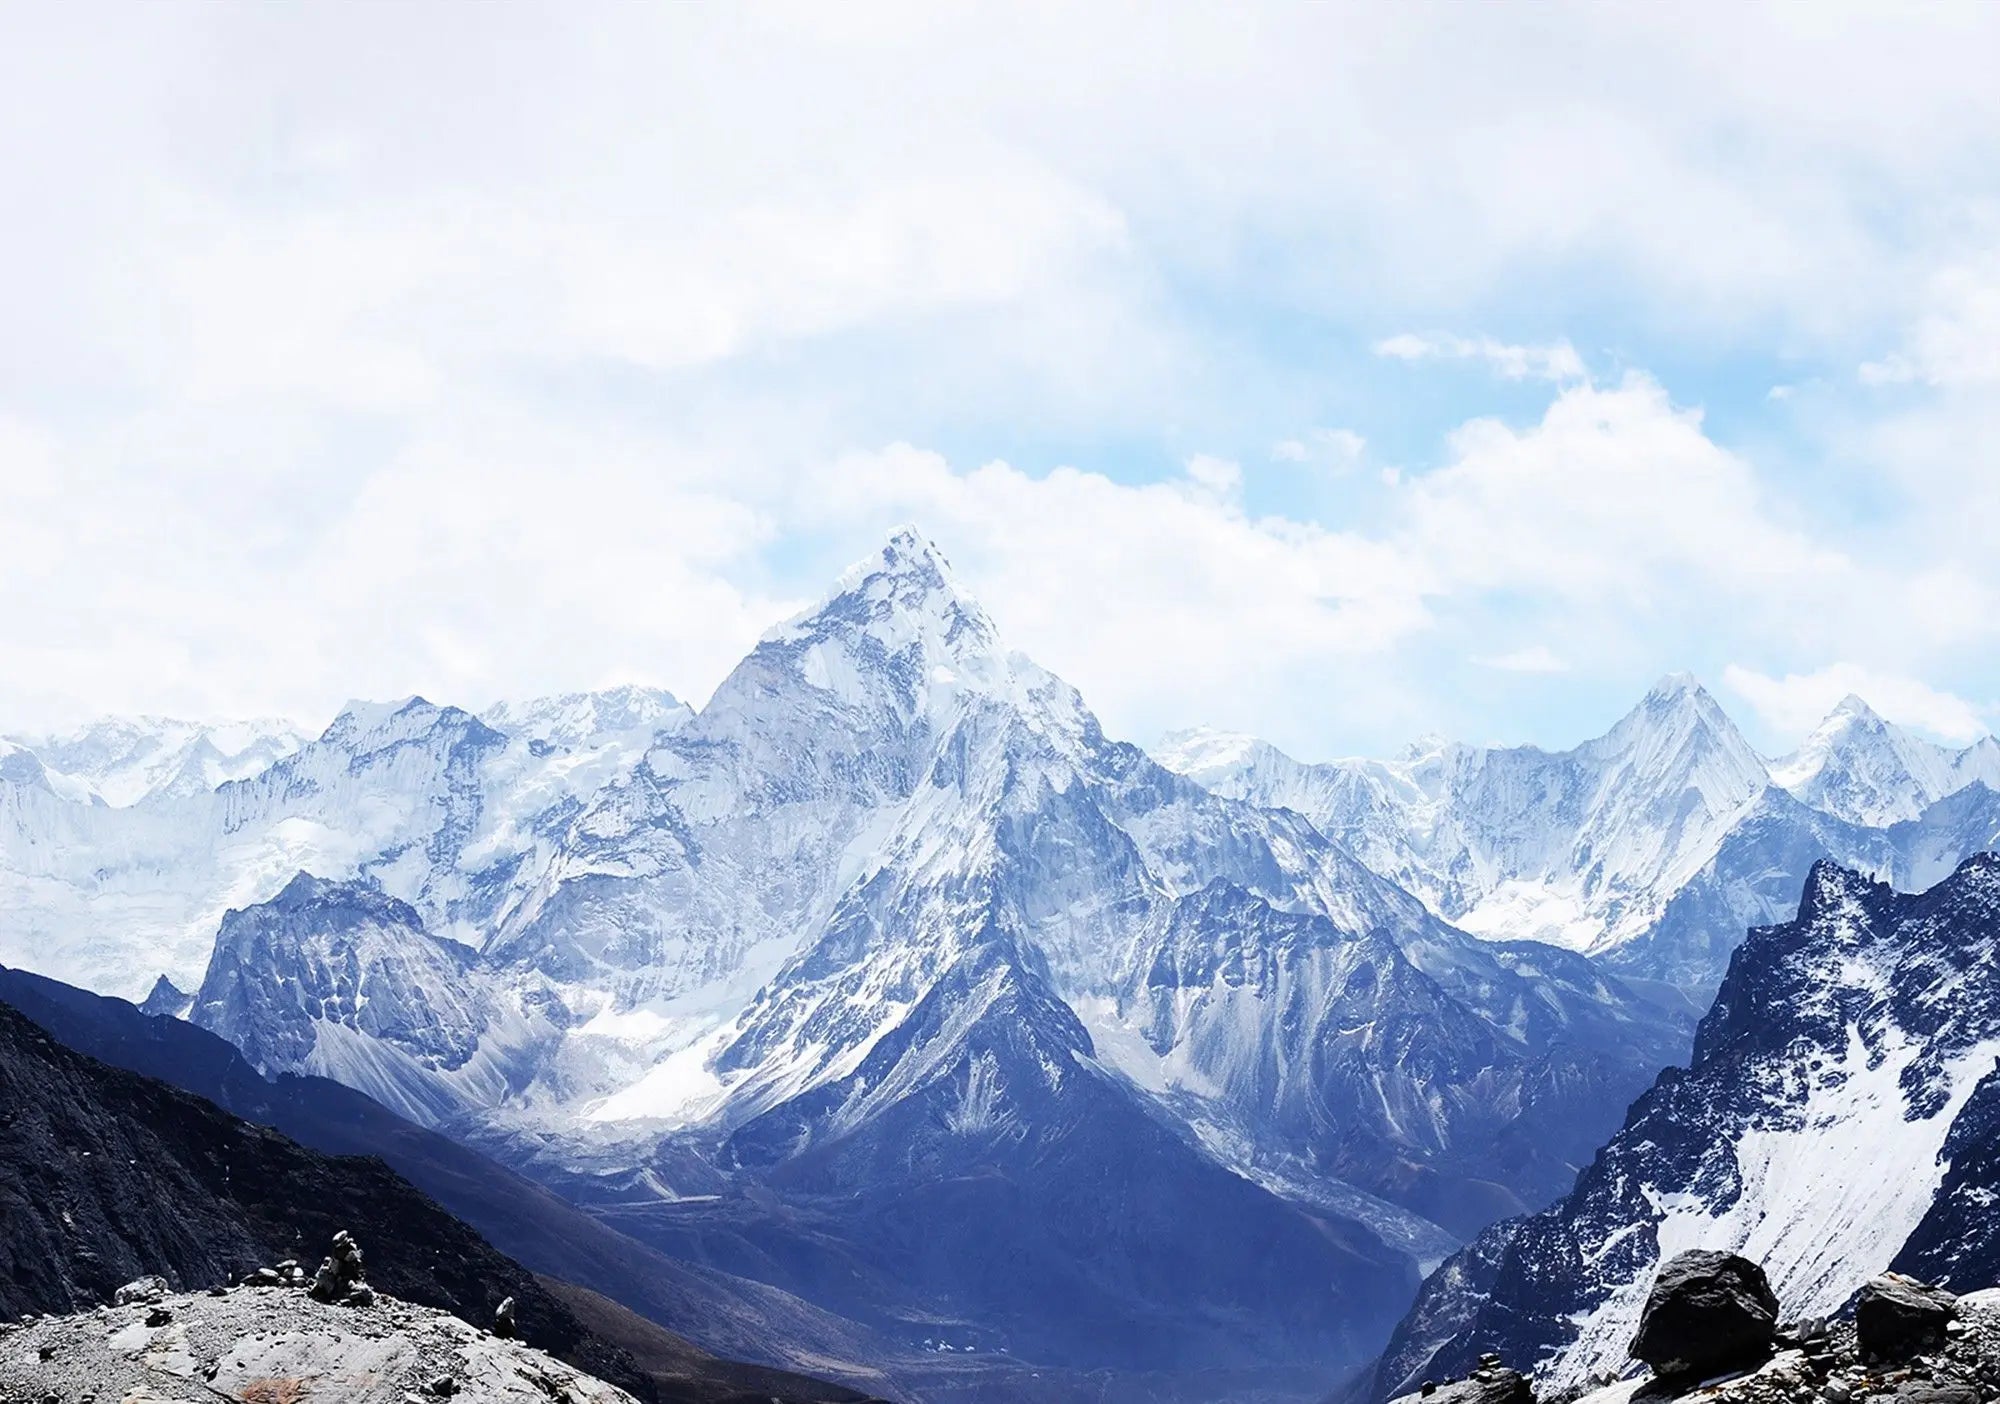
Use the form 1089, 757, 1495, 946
1857, 1273, 1959, 1362
111, 1277, 167, 1307
1390, 1364, 1533, 1404
308, 1228, 370, 1306
1630, 1249, 1780, 1379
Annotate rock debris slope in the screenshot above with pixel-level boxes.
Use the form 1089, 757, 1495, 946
0, 1280, 640, 1403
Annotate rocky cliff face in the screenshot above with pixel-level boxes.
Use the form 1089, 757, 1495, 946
1364, 855, 2000, 1400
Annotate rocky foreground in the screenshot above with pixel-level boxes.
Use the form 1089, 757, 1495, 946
0, 1279, 637, 1403
1394, 1252, 2000, 1404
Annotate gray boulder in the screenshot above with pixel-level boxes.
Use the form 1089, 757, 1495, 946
1856, 1273, 1958, 1361
1630, 1250, 1779, 1378
111, 1276, 167, 1306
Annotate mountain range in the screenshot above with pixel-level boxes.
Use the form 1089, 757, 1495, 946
1157, 680, 2000, 992
8, 528, 2000, 1401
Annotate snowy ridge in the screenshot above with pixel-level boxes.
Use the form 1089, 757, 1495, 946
1159, 677, 2000, 991
0, 687, 688, 1000
1, 714, 309, 808
1771, 693, 2000, 826
190, 872, 555, 1125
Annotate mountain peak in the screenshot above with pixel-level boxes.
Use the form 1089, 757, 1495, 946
482, 685, 688, 749
319, 696, 502, 754
1634, 672, 1731, 720
1153, 727, 1265, 777
765, 528, 1000, 664
1769, 693, 1965, 825
1607, 672, 1742, 746
835, 525, 967, 599
1824, 692, 1883, 726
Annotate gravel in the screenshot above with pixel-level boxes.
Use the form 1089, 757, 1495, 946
0, 1283, 639, 1403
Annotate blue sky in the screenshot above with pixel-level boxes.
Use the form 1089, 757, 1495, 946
4, 2, 2000, 759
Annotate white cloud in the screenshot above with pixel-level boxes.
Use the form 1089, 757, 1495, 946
7, 5, 2000, 755
1374, 333, 1587, 383
1475, 645, 1569, 674
0, 407, 795, 730
1860, 254, 2000, 388
1183, 453, 1244, 497
1399, 373, 1843, 605
1722, 663, 1990, 745
1272, 428, 1366, 469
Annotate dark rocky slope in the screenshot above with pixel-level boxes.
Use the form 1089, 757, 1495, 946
0, 962, 899, 1394
0, 995, 871, 1403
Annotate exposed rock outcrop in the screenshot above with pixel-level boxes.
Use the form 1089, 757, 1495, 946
1630, 1251, 1779, 1379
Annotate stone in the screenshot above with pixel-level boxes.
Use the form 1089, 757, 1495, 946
493, 1296, 517, 1340
1858, 1274, 1960, 1362
1891, 1382, 1979, 1404
143, 1306, 172, 1328
1389, 1367, 1532, 1404
112, 1276, 167, 1307
1629, 1249, 1780, 1379
309, 1229, 370, 1306
245, 1268, 282, 1287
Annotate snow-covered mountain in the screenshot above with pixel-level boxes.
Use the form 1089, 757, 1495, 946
17, 527, 1997, 1399
481, 685, 691, 752
1363, 855, 2000, 1400
1, 715, 308, 807
2, 530, 1680, 1397
191, 872, 555, 1126
1160, 677, 1771, 957
1769, 693, 2000, 827
0, 685, 686, 1000
1158, 680, 2000, 992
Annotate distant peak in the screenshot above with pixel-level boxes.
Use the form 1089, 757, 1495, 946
1153, 727, 1266, 775
1824, 692, 1883, 725
853, 526, 959, 588
1645, 671, 1704, 702
883, 522, 938, 555
766, 527, 995, 652
276, 870, 336, 902
320, 695, 500, 751
1615, 673, 1730, 733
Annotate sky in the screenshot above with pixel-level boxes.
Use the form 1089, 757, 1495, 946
4, 1, 2000, 760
